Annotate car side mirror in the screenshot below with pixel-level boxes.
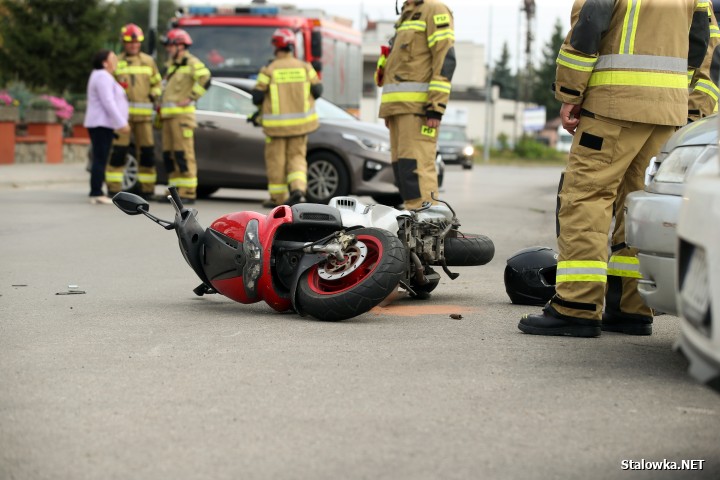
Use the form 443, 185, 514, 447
113, 192, 150, 215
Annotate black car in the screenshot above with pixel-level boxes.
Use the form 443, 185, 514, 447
437, 125, 474, 170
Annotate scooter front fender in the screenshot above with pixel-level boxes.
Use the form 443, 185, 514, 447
288, 253, 326, 317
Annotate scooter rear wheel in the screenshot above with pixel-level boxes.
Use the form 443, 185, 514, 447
296, 227, 406, 321
444, 233, 495, 266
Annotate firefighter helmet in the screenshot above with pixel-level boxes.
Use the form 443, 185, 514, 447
504, 246, 558, 306
271, 28, 295, 49
120, 23, 144, 43
162, 28, 193, 46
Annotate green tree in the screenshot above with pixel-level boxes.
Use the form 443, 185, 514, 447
0, 0, 111, 93
493, 42, 517, 100
531, 19, 566, 122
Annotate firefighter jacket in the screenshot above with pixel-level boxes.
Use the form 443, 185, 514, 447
378, 0, 456, 120
115, 52, 162, 121
554, 0, 710, 127
689, 2, 720, 120
252, 51, 321, 137
160, 51, 211, 118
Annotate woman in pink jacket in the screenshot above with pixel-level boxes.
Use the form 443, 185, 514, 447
84, 50, 130, 204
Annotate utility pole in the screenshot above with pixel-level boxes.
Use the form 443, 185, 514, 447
483, 6, 493, 163
521, 0, 536, 103
149, 0, 159, 58
518, 0, 535, 139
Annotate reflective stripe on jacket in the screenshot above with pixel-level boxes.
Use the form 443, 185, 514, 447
161, 51, 211, 118
115, 52, 162, 121
253, 52, 321, 137
555, 0, 710, 126
378, 0, 456, 119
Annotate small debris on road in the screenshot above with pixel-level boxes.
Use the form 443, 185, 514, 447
57, 285, 85, 295
450, 314, 463, 320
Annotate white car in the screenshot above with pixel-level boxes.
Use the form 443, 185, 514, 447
674, 165, 720, 393
624, 115, 719, 315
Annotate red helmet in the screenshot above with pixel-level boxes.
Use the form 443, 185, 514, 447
162, 28, 193, 46
120, 23, 144, 43
271, 28, 295, 49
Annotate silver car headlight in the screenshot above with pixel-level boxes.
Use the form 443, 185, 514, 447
462, 145, 475, 157
342, 133, 390, 152
653, 145, 715, 184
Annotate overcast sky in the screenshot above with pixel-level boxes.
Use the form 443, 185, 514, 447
190, 0, 577, 70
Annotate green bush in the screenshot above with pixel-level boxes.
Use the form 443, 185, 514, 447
514, 135, 563, 161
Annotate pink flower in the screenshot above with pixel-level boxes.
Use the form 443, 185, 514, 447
0, 92, 17, 106
41, 95, 74, 120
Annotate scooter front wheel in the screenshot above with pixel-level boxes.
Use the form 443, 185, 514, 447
444, 233, 495, 266
296, 227, 406, 321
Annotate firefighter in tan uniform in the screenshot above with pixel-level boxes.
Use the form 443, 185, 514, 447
251, 29, 322, 207
376, 0, 456, 209
519, 0, 710, 338
106, 24, 162, 198
159, 28, 211, 203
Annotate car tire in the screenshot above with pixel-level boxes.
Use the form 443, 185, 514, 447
306, 151, 350, 204
122, 152, 141, 193
197, 186, 219, 199
462, 161, 473, 170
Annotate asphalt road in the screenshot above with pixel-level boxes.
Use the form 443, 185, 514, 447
1, 165, 718, 480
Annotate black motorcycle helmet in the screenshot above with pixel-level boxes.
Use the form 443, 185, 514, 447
504, 246, 558, 306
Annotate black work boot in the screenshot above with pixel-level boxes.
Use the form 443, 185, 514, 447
518, 306, 601, 338
601, 311, 653, 335
285, 190, 306, 206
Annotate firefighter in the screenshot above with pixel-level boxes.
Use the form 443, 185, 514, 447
159, 28, 211, 203
519, 0, 710, 338
376, 0, 456, 209
688, 0, 720, 121
106, 24, 162, 199
251, 28, 322, 208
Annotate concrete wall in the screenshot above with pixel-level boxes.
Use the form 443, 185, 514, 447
14, 143, 88, 164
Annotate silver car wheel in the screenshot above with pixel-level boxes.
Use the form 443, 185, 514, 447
307, 159, 340, 200
123, 154, 139, 192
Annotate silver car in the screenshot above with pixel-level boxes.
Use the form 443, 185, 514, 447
625, 114, 720, 315
675, 164, 720, 393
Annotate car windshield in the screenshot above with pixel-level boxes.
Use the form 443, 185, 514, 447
196, 83, 256, 116
210, 80, 358, 121
438, 128, 468, 142
183, 26, 278, 76
315, 98, 357, 121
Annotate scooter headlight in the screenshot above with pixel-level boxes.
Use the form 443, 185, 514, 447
243, 219, 263, 295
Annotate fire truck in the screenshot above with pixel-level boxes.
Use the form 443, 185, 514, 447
174, 4, 362, 114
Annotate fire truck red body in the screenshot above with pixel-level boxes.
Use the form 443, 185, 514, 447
176, 5, 362, 114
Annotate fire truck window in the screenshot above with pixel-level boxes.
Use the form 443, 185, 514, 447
183, 26, 277, 76
294, 31, 305, 59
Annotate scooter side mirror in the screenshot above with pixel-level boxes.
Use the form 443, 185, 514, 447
113, 192, 150, 215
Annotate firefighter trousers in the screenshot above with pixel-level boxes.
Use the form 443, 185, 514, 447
162, 114, 197, 199
264, 134, 308, 204
551, 113, 675, 321
106, 120, 156, 195
387, 114, 439, 209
